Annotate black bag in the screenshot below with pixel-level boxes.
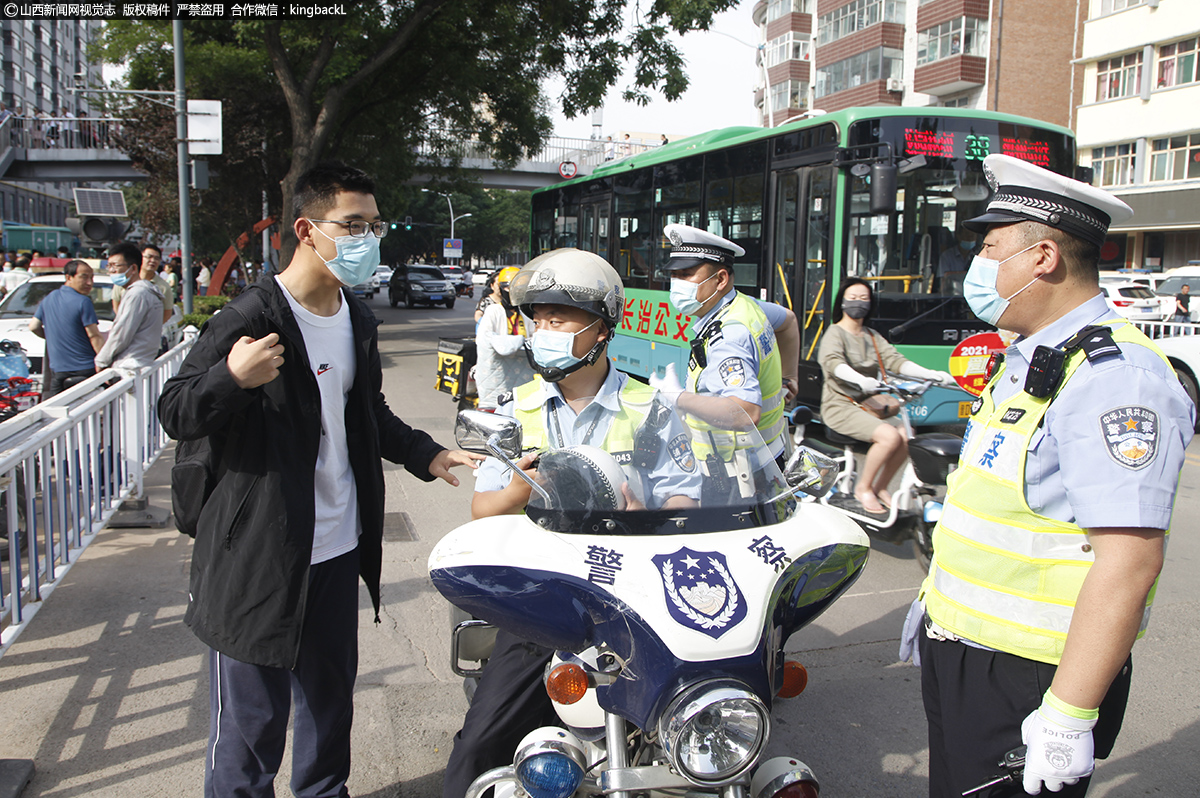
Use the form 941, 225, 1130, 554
171, 288, 271, 538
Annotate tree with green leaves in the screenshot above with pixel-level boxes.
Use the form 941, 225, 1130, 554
99, 1, 737, 263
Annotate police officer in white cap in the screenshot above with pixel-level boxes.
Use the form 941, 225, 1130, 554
901, 154, 1194, 797
651, 223, 799, 466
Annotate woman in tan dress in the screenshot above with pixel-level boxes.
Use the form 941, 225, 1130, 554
817, 279, 954, 514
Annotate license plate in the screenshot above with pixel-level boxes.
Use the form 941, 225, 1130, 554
958, 400, 974, 418
429, 294, 442, 300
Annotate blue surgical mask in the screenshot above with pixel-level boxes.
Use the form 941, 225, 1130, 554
960, 239, 975, 252
963, 242, 1041, 326
669, 273, 718, 316
309, 222, 381, 286
529, 320, 599, 371
111, 271, 129, 287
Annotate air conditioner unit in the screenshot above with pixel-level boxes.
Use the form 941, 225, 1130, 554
886, 77, 905, 93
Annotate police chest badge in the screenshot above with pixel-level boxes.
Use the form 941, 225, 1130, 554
718, 358, 746, 387
653, 547, 747, 638
1100, 405, 1159, 470
668, 433, 696, 472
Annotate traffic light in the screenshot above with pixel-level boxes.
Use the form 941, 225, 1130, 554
66, 216, 129, 248
404, 216, 413, 231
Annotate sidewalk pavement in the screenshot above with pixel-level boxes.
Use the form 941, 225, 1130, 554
0, 442, 475, 798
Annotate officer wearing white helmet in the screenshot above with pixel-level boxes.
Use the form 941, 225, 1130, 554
900, 155, 1194, 798
442, 248, 700, 798
651, 223, 799, 466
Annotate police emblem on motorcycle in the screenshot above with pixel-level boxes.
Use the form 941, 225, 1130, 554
1100, 405, 1158, 470
652, 547, 746, 638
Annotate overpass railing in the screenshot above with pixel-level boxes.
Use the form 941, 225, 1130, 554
416, 131, 608, 169
0, 331, 196, 657
4, 115, 127, 150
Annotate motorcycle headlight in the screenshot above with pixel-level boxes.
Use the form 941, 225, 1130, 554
657, 679, 769, 785
514, 727, 587, 798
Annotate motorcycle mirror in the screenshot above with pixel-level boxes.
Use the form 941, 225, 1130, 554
784, 446, 839, 498
455, 410, 523, 460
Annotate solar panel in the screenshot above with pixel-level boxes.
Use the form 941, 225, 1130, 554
73, 188, 128, 217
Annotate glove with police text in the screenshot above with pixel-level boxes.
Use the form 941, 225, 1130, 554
649, 362, 684, 400
1020, 691, 1098, 795
897, 597, 923, 667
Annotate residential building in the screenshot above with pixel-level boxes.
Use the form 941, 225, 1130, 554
751, 0, 1083, 132
1076, 0, 1200, 271
0, 20, 103, 245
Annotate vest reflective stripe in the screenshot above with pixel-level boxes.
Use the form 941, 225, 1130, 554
686, 292, 785, 452
514, 376, 656, 454
923, 321, 1167, 665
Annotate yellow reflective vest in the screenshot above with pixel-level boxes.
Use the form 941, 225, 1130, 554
923, 321, 1169, 665
686, 291, 785, 455
513, 376, 657, 463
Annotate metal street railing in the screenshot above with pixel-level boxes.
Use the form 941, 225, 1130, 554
1133, 319, 1200, 338
0, 331, 196, 657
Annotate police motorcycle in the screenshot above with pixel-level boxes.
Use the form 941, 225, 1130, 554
430, 396, 870, 798
791, 374, 961, 571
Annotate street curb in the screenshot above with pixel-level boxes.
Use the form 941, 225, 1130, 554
0, 760, 33, 798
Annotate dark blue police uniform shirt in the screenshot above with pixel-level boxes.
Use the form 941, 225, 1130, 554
34, 284, 100, 372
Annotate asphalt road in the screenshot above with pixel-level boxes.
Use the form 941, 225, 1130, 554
0, 289, 1195, 797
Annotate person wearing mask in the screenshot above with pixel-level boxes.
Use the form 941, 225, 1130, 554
442, 248, 700, 798
29, 259, 104, 396
902, 154, 1193, 798
650, 224, 800, 468
817, 278, 954, 514
159, 162, 481, 798
94, 242, 164, 369
473, 266, 534, 409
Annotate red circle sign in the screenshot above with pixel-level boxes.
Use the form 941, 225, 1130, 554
949, 332, 1008, 397
558, 161, 578, 179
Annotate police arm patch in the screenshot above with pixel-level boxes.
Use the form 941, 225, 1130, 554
1100, 405, 1159, 470
668, 433, 697, 473
717, 358, 747, 387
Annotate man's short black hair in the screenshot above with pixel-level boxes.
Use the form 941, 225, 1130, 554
142, 244, 162, 256
108, 241, 142, 267
64, 259, 89, 277
293, 161, 376, 219
15, 256, 30, 270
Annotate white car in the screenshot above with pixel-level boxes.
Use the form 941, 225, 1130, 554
1154, 270, 1200, 322
370, 264, 392, 295
1153, 335, 1200, 431
0, 273, 183, 373
1099, 280, 1168, 322
472, 268, 495, 286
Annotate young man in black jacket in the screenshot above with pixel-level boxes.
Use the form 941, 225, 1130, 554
159, 162, 481, 798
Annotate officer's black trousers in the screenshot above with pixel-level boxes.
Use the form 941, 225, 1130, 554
442, 629, 560, 798
920, 634, 1132, 798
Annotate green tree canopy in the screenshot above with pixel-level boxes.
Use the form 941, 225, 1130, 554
99, 2, 737, 262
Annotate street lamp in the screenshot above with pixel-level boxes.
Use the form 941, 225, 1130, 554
422, 188, 473, 258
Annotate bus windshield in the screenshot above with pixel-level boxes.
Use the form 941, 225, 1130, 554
845, 116, 1075, 346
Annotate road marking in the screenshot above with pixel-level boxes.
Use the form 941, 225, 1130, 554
843, 587, 920, 599
1187, 454, 1200, 467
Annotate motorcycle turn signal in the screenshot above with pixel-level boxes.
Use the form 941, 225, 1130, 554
546, 662, 589, 705
776, 661, 809, 699
751, 757, 820, 798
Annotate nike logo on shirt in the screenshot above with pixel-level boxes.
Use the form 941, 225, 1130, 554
317, 364, 332, 375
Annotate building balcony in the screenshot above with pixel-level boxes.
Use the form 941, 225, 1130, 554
813, 79, 902, 113
913, 54, 986, 96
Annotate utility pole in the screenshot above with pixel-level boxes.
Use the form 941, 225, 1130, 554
173, 20, 194, 315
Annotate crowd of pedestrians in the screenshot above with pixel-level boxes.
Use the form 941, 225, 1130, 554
0, 102, 122, 150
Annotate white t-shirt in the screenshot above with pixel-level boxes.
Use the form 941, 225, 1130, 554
276, 276, 360, 564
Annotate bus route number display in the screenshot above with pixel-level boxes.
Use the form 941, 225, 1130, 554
903, 128, 1052, 168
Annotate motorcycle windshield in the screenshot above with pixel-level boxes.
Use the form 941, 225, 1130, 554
524, 392, 794, 535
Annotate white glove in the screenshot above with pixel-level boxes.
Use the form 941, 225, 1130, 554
834, 364, 883, 393
649, 362, 684, 397
1020, 693, 1097, 795
898, 597, 923, 666
899, 361, 956, 387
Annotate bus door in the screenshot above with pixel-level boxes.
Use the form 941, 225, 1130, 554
769, 165, 833, 409
578, 197, 612, 261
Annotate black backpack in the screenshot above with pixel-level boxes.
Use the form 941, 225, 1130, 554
170, 288, 271, 538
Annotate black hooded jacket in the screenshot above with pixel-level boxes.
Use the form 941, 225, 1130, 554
158, 279, 444, 668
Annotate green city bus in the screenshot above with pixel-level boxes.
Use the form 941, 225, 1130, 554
530, 107, 1078, 425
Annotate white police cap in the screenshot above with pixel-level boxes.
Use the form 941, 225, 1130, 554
662, 223, 745, 271
963, 154, 1133, 248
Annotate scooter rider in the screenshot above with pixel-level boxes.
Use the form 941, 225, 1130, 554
904, 155, 1194, 797
474, 266, 534, 409
442, 248, 700, 798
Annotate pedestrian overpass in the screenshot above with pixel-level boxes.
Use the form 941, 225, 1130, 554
0, 115, 607, 190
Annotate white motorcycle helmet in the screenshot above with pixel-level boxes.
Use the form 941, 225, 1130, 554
530, 445, 643, 512
508, 249, 624, 382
